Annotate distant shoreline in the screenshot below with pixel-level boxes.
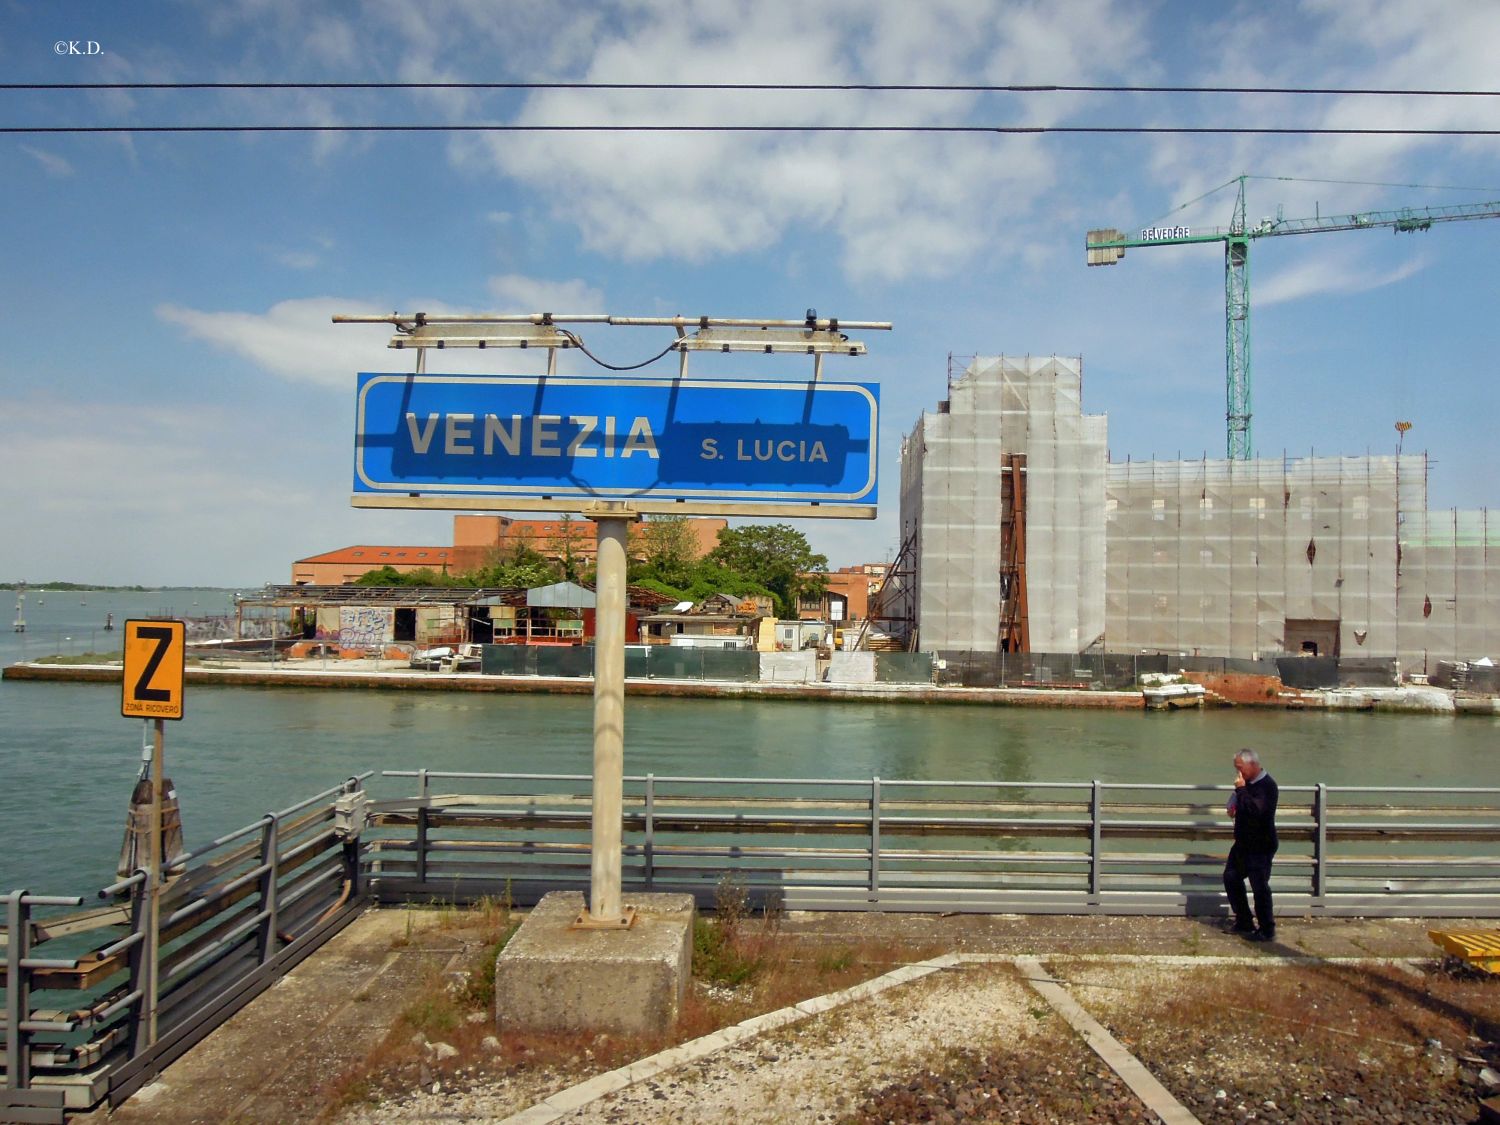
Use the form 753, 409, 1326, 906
2, 583, 242, 592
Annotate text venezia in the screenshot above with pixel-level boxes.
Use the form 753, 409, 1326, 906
405, 413, 829, 463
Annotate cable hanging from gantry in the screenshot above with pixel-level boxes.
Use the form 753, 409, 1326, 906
555, 329, 679, 372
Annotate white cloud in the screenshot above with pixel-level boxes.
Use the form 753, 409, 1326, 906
487, 275, 604, 313
447, 0, 1151, 280
155, 293, 581, 387
20, 145, 74, 177
1257, 252, 1426, 306
0, 395, 459, 585
156, 297, 388, 388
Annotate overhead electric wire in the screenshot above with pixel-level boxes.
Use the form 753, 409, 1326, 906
4, 123, 1500, 136
5, 80, 1500, 95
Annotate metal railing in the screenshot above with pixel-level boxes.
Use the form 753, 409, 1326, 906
365, 770, 1500, 918
7, 769, 1499, 1120
1, 775, 370, 1123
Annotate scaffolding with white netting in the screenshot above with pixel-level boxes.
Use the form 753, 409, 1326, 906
900, 356, 1106, 653
900, 348, 1497, 664
1102, 454, 1497, 665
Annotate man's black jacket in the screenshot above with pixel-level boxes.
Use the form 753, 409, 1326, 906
1233, 773, 1279, 854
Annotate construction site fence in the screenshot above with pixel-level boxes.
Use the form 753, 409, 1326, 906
931, 651, 1411, 691
478, 645, 932, 684
9, 768, 1500, 1121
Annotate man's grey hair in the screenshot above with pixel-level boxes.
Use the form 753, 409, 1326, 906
1234, 748, 1261, 767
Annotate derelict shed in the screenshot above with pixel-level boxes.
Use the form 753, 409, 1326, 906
236, 585, 520, 649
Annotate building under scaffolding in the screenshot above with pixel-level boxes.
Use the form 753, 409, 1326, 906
899, 355, 1498, 667
898, 356, 1106, 653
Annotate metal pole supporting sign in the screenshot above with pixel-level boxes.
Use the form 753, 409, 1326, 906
120, 619, 186, 1045
578, 511, 634, 926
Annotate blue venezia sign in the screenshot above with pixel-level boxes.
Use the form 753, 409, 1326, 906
352, 373, 878, 508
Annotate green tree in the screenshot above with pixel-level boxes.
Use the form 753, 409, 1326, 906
556, 514, 588, 583
707, 524, 828, 618
353, 565, 457, 587
630, 515, 699, 589
458, 545, 560, 590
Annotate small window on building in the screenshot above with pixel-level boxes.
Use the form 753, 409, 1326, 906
1352, 495, 1369, 521
1300, 497, 1314, 520
396, 551, 406, 558
352, 550, 363, 557
1249, 496, 1266, 519
1200, 548, 1214, 566
417, 551, 427, 557
380, 551, 389, 558
1152, 498, 1166, 522
1249, 549, 1260, 566
1154, 595, 1170, 611
1200, 595, 1215, 611
1104, 498, 1118, 512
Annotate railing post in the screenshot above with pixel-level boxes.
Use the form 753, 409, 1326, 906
644, 774, 655, 891
869, 776, 882, 900
5, 890, 30, 1092
1089, 780, 1103, 905
416, 769, 430, 888
416, 807, 429, 888
1313, 783, 1328, 903
125, 871, 156, 1055
256, 815, 279, 963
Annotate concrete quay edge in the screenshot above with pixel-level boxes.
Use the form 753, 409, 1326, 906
2, 659, 1146, 708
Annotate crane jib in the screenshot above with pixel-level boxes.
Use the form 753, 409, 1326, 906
1086, 183, 1500, 459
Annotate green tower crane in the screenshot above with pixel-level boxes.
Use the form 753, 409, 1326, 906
1086, 175, 1500, 460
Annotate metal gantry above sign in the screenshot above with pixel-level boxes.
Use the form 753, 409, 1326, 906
335, 311, 888, 518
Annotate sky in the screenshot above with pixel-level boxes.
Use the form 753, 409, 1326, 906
2, 0, 1498, 587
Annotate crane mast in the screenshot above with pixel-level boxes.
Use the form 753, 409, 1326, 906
1087, 176, 1500, 459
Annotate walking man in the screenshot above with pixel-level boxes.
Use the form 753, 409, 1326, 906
1224, 747, 1278, 942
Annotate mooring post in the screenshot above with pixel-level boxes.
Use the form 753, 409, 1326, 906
589, 515, 630, 923
869, 776, 882, 899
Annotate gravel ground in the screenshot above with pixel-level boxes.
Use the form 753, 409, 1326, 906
1064, 959, 1500, 1123
334, 955, 1500, 1124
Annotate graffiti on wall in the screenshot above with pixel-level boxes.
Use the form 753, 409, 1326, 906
315, 607, 342, 641
339, 606, 394, 648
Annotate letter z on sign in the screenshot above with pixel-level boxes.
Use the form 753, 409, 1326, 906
122, 619, 186, 720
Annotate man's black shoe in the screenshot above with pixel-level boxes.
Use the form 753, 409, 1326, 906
1246, 929, 1276, 943
1231, 920, 1256, 933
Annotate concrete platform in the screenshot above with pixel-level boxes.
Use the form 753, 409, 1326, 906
494, 891, 694, 1035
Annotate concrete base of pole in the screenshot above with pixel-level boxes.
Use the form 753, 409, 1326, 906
495, 891, 694, 1035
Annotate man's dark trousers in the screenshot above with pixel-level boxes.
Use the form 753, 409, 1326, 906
1224, 845, 1274, 934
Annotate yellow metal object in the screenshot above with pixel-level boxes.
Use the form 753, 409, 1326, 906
1428, 929, 1500, 973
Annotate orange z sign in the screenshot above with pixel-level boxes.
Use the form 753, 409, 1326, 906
122, 619, 186, 720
